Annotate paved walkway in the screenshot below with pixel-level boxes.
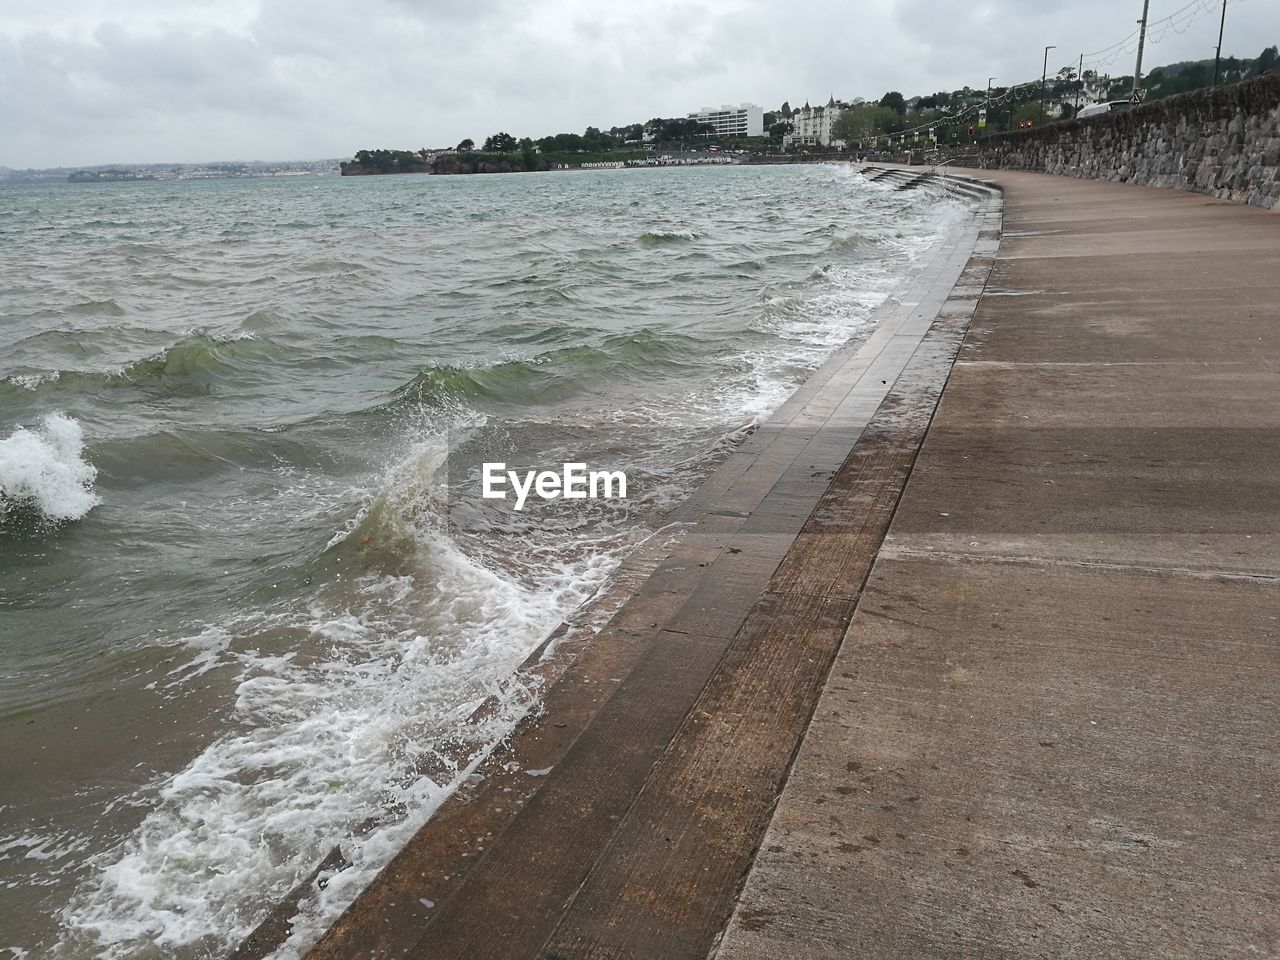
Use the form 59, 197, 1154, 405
718, 169, 1280, 958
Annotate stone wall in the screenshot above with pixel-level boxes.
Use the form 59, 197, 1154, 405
971, 72, 1280, 208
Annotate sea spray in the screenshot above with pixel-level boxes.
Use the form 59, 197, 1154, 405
0, 413, 99, 525
58, 412, 621, 958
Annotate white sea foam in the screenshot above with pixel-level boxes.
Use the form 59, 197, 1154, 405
0, 829, 91, 892
59, 430, 619, 959
0, 831, 90, 865
733, 200, 962, 428
8, 371, 61, 390
47, 169, 970, 960
0, 413, 99, 523
161, 625, 234, 688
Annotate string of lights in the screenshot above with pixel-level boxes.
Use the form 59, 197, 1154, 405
1079, 0, 1243, 74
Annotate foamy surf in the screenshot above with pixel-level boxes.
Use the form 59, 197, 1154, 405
1, 163, 967, 958
57, 420, 625, 959
0, 413, 99, 525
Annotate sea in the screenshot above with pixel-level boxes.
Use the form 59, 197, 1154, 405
0, 163, 962, 958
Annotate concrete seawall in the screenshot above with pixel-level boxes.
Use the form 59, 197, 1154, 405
234, 172, 1003, 959
236, 166, 1279, 960
976, 72, 1280, 208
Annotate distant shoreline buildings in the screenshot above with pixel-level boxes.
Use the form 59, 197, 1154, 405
687, 103, 764, 138
783, 97, 851, 149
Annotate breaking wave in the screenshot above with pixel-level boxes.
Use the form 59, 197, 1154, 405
638, 228, 699, 245
391, 331, 707, 407
58, 424, 623, 958
0, 414, 99, 526
1, 331, 276, 398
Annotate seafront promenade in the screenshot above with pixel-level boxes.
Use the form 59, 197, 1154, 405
718, 167, 1280, 958
240, 167, 1279, 959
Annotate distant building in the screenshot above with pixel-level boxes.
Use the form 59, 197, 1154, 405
688, 103, 764, 138
784, 97, 850, 148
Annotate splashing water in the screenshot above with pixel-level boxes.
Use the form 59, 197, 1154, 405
0, 413, 99, 525
0, 164, 965, 958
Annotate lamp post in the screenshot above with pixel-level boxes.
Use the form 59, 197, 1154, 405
1132, 0, 1151, 101
1041, 45, 1056, 124
1074, 53, 1084, 114
1212, 0, 1228, 86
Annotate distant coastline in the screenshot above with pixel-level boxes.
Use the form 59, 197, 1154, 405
340, 147, 759, 177
67, 169, 156, 183
338, 50, 1279, 179
339, 147, 646, 176
0, 160, 340, 185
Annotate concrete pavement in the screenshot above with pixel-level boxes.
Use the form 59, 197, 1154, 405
717, 169, 1280, 959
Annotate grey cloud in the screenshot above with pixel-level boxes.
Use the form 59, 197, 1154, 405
0, 0, 1275, 168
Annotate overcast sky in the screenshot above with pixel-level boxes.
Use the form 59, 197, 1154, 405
1, 0, 1275, 167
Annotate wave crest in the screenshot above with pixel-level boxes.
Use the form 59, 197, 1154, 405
119, 331, 270, 385
391, 332, 706, 408
0, 413, 99, 526
638, 228, 698, 246
1, 331, 276, 399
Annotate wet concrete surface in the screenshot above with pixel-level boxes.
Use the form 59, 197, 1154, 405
717, 169, 1280, 959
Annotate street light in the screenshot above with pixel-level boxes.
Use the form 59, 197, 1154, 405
1074, 53, 1085, 114
1132, 0, 1151, 101
1212, 0, 1228, 86
1041, 45, 1056, 124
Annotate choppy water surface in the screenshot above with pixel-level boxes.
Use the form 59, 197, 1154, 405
0, 165, 959, 958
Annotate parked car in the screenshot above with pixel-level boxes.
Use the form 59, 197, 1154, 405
1078, 99, 1139, 119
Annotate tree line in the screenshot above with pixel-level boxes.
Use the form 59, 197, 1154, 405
472, 117, 719, 156
815, 45, 1280, 148
340, 116, 738, 175
342, 47, 1278, 173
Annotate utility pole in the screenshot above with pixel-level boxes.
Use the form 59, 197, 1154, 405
1075, 53, 1085, 113
1042, 45, 1056, 123
1132, 0, 1151, 101
1213, 0, 1228, 86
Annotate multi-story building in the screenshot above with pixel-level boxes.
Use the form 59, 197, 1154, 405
783, 97, 850, 148
687, 103, 765, 138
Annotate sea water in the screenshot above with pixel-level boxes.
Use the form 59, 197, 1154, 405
0, 164, 960, 958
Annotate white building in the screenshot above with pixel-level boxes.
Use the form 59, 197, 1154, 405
783, 97, 849, 149
688, 103, 764, 138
